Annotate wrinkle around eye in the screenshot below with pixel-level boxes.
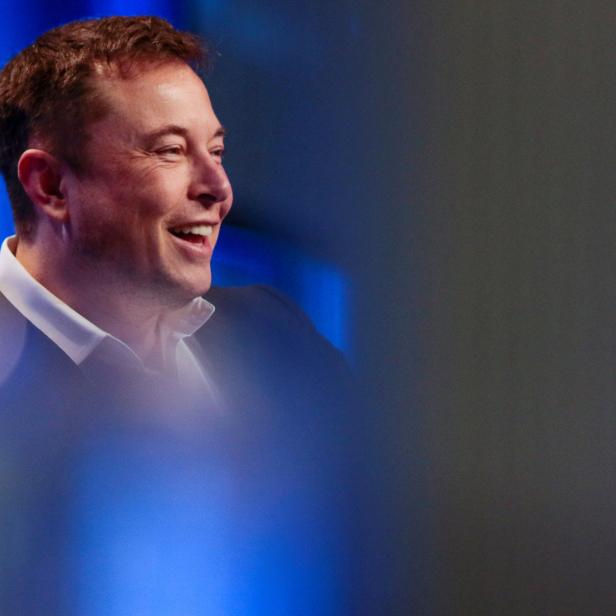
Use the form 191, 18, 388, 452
127, 148, 153, 161
156, 146, 185, 157
129, 146, 183, 160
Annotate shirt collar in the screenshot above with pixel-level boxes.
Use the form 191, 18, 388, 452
0, 235, 215, 371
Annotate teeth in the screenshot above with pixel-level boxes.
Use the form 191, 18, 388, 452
172, 224, 213, 237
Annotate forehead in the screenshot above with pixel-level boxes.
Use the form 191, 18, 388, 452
89, 61, 220, 138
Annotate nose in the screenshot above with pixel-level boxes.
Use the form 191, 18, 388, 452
188, 151, 232, 208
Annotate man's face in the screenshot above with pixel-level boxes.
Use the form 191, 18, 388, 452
62, 61, 232, 306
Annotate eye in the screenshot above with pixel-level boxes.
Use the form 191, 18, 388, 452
156, 145, 184, 157
211, 147, 226, 163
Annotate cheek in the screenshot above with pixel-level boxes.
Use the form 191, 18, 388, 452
110, 160, 182, 212
118, 186, 173, 230
138, 174, 187, 217
220, 191, 233, 220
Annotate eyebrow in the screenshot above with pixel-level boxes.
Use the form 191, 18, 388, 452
142, 123, 226, 145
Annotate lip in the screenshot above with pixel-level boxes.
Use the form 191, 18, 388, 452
168, 227, 214, 257
167, 219, 220, 230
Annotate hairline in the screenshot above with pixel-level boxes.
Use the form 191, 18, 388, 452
49, 57, 204, 175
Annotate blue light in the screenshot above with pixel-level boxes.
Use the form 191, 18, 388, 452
0, 179, 14, 242
0, 2, 34, 243
70, 436, 235, 616
212, 225, 351, 356
69, 428, 349, 615
86, 0, 175, 20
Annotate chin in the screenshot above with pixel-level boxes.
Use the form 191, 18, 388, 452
152, 270, 212, 307
178, 272, 213, 301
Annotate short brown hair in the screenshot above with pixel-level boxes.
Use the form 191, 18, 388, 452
0, 15, 207, 233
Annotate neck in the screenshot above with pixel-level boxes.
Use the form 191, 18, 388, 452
15, 236, 181, 371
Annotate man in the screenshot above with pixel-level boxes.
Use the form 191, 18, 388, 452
0, 16, 230, 407
0, 16, 354, 613
0, 15, 347, 407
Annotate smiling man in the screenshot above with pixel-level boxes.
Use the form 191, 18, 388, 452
0, 17, 234, 400
0, 14, 350, 420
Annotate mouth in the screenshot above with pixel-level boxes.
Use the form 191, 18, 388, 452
168, 223, 214, 245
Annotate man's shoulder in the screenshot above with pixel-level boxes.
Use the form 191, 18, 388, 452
196, 285, 351, 412
201, 284, 343, 363
204, 284, 315, 331
0, 290, 90, 419
0, 291, 30, 390
0, 290, 75, 372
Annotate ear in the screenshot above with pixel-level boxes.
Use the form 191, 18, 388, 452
17, 149, 68, 223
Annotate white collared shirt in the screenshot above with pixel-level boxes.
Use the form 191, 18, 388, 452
0, 236, 218, 399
